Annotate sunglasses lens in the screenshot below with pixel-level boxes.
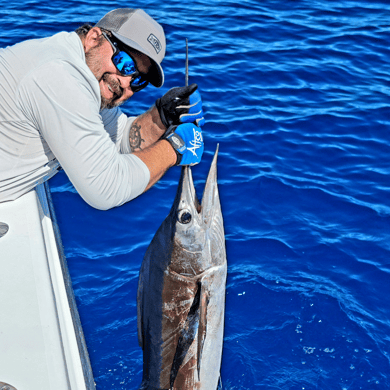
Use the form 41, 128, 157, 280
113, 52, 137, 75
131, 75, 148, 87
111, 46, 149, 92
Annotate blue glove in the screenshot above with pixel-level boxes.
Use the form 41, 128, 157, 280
165, 123, 204, 166
155, 83, 205, 130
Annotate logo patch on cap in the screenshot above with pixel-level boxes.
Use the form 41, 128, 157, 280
147, 34, 162, 54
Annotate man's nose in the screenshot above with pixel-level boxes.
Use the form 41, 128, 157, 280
118, 74, 132, 89
118, 75, 134, 97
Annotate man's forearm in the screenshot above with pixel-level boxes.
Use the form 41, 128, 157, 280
133, 139, 177, 191
129, 105, 166, 151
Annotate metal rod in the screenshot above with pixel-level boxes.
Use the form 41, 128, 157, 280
185, 38, 189, 87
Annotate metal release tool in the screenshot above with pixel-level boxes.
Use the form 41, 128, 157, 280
185, 38, 189, 87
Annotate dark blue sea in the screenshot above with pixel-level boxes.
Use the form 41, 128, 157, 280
3, 0, 390, 388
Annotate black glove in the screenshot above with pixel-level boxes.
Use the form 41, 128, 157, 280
155, 83, 205, 130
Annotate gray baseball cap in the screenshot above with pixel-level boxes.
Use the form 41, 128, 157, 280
96, 8, 165, 88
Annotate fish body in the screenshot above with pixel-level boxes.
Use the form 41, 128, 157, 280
137, 147, 226, 390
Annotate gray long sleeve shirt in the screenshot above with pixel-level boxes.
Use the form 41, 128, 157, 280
0, 31, 150, 210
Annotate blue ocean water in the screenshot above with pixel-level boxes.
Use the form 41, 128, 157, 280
2, 0, 390, 388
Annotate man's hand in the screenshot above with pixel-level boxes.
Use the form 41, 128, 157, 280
155, 83, 205, 130
164, 123, 204, 166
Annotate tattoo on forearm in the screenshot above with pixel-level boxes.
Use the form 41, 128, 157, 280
129, 122, 145, 151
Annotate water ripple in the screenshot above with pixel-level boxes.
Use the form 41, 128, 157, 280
5, 0, 389, 388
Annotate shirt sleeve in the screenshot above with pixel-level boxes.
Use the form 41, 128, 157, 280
100, 107, 136, 154
17, 60, 150, 210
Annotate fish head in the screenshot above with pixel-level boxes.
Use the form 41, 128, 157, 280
168, 145, 226, 276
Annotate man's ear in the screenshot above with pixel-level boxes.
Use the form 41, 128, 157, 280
84, 27, 103, 53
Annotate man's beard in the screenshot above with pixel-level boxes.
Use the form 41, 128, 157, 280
100, 73, 124, 110
85, 47, 126, 110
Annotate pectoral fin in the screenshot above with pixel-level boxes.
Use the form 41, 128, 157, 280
170, 282, 201, 388
197, 280, 210, 380
169, 280, 211, 388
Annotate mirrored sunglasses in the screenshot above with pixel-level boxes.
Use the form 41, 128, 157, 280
102, 31, 149, 92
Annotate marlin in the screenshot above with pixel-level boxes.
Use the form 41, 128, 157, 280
137, 146, 227, 390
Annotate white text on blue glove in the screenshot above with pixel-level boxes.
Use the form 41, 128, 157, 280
166, 123, 204, 166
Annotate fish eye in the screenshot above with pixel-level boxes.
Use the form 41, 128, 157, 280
177, 209, 192, 224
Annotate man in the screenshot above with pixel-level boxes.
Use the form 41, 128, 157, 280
0, 8, 205, 210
